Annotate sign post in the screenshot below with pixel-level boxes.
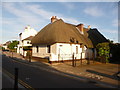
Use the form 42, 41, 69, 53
14, 68, 18, 90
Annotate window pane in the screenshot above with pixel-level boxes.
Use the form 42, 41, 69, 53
47, 45, 50, 53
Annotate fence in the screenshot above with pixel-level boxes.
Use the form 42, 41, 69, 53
58, 53, 95, 67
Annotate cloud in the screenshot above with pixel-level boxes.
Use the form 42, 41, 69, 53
100, 29, 118, 43
101, 29, 118, 34
112, 19, 118, 27
3, 3, 48, 30
24, 3, 79, 24
2, 2, 81, 43
2, 0, 119, 2
25, 4, 57, 20
3, 3, 79, 24
84, 6, 104, 17
59, 2, 75, 10
112, 19, 120, 27
3, 3, 33, 18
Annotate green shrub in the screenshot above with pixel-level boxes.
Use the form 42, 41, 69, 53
96, 42, 110, 63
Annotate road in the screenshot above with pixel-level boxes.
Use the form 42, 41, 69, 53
2, 54, 103, 89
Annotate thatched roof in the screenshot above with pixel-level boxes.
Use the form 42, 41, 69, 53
87, 28, 108, 47
31, 19, 94, 48
65, 23, 93, 48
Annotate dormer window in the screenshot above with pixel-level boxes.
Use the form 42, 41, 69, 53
76, 40, 79, 43
70, 37, 75, 43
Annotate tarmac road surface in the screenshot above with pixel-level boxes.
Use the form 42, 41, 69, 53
2, 54, 103, 89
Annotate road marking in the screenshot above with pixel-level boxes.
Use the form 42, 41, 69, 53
3, 68, 35, 90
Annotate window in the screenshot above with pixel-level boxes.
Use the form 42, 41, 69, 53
47, 45, 50, 53
36, 46, 39, 53
60, 45, 63, 47
76, 40, 79, 43
70, 37, 75, 43
27, 41, 29, 44
76, 46, 78, 54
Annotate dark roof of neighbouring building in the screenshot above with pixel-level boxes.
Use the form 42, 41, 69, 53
87, 28, 108, 47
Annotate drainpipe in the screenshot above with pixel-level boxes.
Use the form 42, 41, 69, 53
58, 48, 60, 62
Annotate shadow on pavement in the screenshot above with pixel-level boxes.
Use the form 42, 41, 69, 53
86, 69, 120, 81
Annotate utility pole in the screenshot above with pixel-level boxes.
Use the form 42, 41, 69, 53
93, 52, 95, 63
11, 50, 13, 58
87, 52, 90, 65
29, 50, 31, 62
75, 57, 76, 67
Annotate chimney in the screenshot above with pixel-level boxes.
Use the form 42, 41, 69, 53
19, 33, 22, 41
51, 16, 58, 23
88, 25, 91, 30
76, 24, 84, 34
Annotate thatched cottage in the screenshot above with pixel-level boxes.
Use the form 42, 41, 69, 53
31, 16, 108, 63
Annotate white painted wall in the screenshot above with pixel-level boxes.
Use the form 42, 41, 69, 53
22, 40, 32, 46
21, 26, 37, 40
32, 43, 93, 62
32, 45, 50, 59
17, 25, 37, 55
2, 45, 7, 50
85, 48, 93, 59
51, 43, 85, 61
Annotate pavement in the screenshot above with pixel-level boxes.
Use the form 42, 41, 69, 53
2, 71, 25, 89
2, 51, 120, 89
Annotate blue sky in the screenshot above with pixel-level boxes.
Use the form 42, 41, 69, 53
1, 0, 119, 44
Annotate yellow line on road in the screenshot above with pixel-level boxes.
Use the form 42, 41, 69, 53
3, 68, 35, 90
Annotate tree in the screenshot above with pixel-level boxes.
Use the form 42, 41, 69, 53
96, 42, 110, 63
8, 40, 19, 51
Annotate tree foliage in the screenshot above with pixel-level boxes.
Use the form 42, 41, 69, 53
96, 42, 110, 63
8, 40, 19, 50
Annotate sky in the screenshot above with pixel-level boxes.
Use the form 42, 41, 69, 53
1, 0, 119, 44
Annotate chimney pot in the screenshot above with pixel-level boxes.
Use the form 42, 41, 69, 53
51, 16, 58, 23
88, 25, 91, 30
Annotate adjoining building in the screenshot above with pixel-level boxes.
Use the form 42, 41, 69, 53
17, 25, 37, 56
31, 16, 108, 63
2, 41, 11, 50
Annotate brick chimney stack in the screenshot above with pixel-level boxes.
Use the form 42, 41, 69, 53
76, 24, 84, 34
51, 16, 58, 23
